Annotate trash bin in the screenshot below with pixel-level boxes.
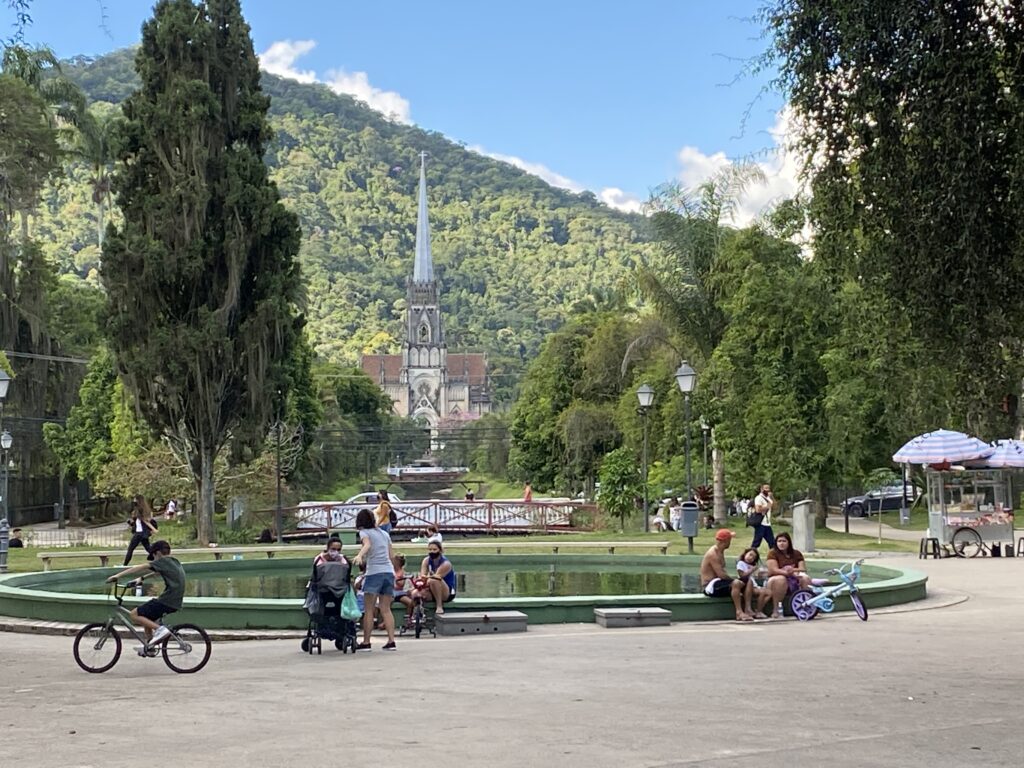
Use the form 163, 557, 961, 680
791, 499, 815, 553
678, 502, 699, 538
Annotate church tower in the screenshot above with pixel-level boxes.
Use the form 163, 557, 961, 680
360, 153, 491, 429
400, 154, 447, 427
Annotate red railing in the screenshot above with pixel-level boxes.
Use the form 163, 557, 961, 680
246, 500, 597, 537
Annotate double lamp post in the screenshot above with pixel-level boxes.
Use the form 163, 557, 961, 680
637, 361, 697, 533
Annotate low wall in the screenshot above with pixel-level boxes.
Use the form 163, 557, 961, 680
0, 555, 928, 629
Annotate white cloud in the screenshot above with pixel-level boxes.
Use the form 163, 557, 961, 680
258, 39, 411, 124
259, 39, 317, 84
599, 187, 644, 214
469, 145, 644, 213
673, 110, 802, 227
323, 69, 411, 124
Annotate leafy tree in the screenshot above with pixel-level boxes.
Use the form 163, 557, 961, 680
102, 0, 303, 544
72, 104, 122, 253
763, 0, 1024, 438
597, 446, 642, 530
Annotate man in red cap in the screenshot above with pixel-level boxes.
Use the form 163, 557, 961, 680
700, 529, 753, 621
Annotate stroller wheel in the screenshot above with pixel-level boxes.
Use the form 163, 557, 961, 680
335, 638, 346, 651
300, 637, 310, 653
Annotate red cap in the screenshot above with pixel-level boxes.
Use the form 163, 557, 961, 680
715, 529, 735, 542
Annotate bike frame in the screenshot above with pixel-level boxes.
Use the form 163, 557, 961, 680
801, 560, 862, 613
98, 583, 167, 647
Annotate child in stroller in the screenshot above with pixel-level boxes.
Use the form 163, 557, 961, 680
301, 537, 359, 655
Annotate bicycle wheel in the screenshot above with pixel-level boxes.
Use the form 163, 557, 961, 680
161, 624, 212, 673
413, 604, 423, 639
73, 622, 122, 673
952, 527, 984, 558
789, 589, 819, 621
851, 592, 869, 621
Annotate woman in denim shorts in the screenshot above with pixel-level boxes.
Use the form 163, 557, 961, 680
353, 509, 397, 651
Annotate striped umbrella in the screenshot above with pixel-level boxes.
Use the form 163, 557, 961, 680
972, 439, 1024, 469
891, 429, 994, 465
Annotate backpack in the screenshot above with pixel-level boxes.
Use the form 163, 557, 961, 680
389, 507, 399, 527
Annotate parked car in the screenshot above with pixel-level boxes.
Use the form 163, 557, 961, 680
840, 485, 920, 517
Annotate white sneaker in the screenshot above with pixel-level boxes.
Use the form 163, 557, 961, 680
149, 625, 171, 645
136, 646, 159, 657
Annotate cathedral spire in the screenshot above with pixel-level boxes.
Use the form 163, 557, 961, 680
413, 151, 433, 283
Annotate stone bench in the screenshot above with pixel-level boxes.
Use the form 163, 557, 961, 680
36, 545, 321, 571
435, 610, 528, 636
594, 607, 672, 628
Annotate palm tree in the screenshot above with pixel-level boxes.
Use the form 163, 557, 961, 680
637, 163, 764, 522
0, 45, 85, 130
74, 107, 121, 253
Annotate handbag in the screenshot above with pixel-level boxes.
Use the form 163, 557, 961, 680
746, 512, 764, 528
341, 588, 362, 620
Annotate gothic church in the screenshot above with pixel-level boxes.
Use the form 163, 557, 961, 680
360, 156, 491, 428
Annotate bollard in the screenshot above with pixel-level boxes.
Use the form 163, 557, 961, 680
0, 517, 9, 574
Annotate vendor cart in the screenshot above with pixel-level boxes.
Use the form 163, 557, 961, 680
925, 468, 1016, 557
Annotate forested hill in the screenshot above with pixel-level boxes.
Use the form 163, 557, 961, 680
43, 48, 657, 401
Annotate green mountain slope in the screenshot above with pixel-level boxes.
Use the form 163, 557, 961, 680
43, 48, 656, 401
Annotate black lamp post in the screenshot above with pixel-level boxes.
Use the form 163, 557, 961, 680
700, 417, 710, 487
1, 430, 12, 526
674, 361, 696, 500
636, 384, 654, 533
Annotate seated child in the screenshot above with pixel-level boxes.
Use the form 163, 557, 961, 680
736, 547, 770, 617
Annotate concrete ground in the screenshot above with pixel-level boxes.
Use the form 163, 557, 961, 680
826, 515, 923, 542
1, 554, 1022, 767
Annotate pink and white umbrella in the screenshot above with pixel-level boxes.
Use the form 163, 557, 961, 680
892, 429, 994, 465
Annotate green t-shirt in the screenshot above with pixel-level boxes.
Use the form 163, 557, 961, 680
149, 556, 186, 610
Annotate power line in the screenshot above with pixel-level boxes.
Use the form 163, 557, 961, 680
3, 350, 90, 365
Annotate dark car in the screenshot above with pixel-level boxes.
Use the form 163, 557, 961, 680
841, 485, 920, 517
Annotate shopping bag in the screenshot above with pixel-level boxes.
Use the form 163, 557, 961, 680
341, 588, 362, 620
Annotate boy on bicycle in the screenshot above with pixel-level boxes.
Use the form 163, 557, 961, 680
105, 539, 185, 650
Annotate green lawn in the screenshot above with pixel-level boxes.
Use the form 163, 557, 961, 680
0, 519, 916, 576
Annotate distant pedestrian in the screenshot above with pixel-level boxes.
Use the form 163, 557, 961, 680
123, 495, 158, 566
750, 483, 776, 550
8, 527, 24, 548
523, 482, 533, 503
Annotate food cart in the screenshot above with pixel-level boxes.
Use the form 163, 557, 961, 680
925, 468, 1016, 557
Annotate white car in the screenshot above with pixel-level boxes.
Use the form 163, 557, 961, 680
296, 491, 403, 529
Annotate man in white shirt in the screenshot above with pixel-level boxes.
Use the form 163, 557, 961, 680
751, 483, 777, 550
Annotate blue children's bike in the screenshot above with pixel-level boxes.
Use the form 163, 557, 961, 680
789, 559, 868, 622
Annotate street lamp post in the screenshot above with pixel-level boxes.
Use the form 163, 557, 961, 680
0, 370, 11, 573
700, 418, 709, 487
674, 362, 696, 501
636, 384, 655, 533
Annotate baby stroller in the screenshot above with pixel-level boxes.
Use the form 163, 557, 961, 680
301, 556, 359, 655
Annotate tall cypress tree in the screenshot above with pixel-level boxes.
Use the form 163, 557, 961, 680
102, 0, 302, 543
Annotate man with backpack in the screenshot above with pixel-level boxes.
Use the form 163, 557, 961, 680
749, 483, 777, 550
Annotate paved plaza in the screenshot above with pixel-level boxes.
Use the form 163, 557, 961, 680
1, 555, 1022, 767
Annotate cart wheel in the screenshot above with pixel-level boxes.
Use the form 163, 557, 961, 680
952, 527, 984, 558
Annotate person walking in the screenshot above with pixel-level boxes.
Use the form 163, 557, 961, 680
352, 509, 397, 652
123, 495, 158, 566
750, 483, 776, 550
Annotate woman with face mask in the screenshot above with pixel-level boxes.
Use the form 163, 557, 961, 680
312, 537, 351, 618
411, 543, 457, 614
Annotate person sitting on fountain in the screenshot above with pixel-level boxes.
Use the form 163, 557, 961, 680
410, 542, 456, 615
699, 529, 752, 622
765, 532, 812, 618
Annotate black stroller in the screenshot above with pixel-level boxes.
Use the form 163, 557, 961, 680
301, 555, 359, 655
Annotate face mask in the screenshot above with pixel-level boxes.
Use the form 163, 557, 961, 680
429, 552, 441, 560
326, 550, 342, 561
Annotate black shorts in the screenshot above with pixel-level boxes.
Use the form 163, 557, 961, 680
704, 578, 735, 598
136, 599, 177, 622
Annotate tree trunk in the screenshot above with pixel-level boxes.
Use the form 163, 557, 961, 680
712, 433, 726, 524
68, 483, 80, 525
814, 478, 829, 529
97, 196, 105, 254
197, 448, 215, 545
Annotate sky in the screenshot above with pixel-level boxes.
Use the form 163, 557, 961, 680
5, 0, 794, 220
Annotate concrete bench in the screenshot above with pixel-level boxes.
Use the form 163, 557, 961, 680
36, 545, 321, 571
594, 607, 672, 628
436, 610, 528, 636
404, 540, 671, 555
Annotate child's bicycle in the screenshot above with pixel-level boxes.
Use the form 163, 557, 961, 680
398, 577, 436, 639
72, 582, 212, 673
789, 559, 869, 622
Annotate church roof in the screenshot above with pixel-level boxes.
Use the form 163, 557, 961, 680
361, 354, 403, 384
447, 353, 488, 385
413, 153, 433, 283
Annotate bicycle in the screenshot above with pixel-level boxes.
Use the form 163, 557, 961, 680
398, 578, 436, 639
72, 582, 212, 674
789, 559, 869, 622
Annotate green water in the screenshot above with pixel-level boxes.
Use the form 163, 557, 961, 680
43, 565, 708, 599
